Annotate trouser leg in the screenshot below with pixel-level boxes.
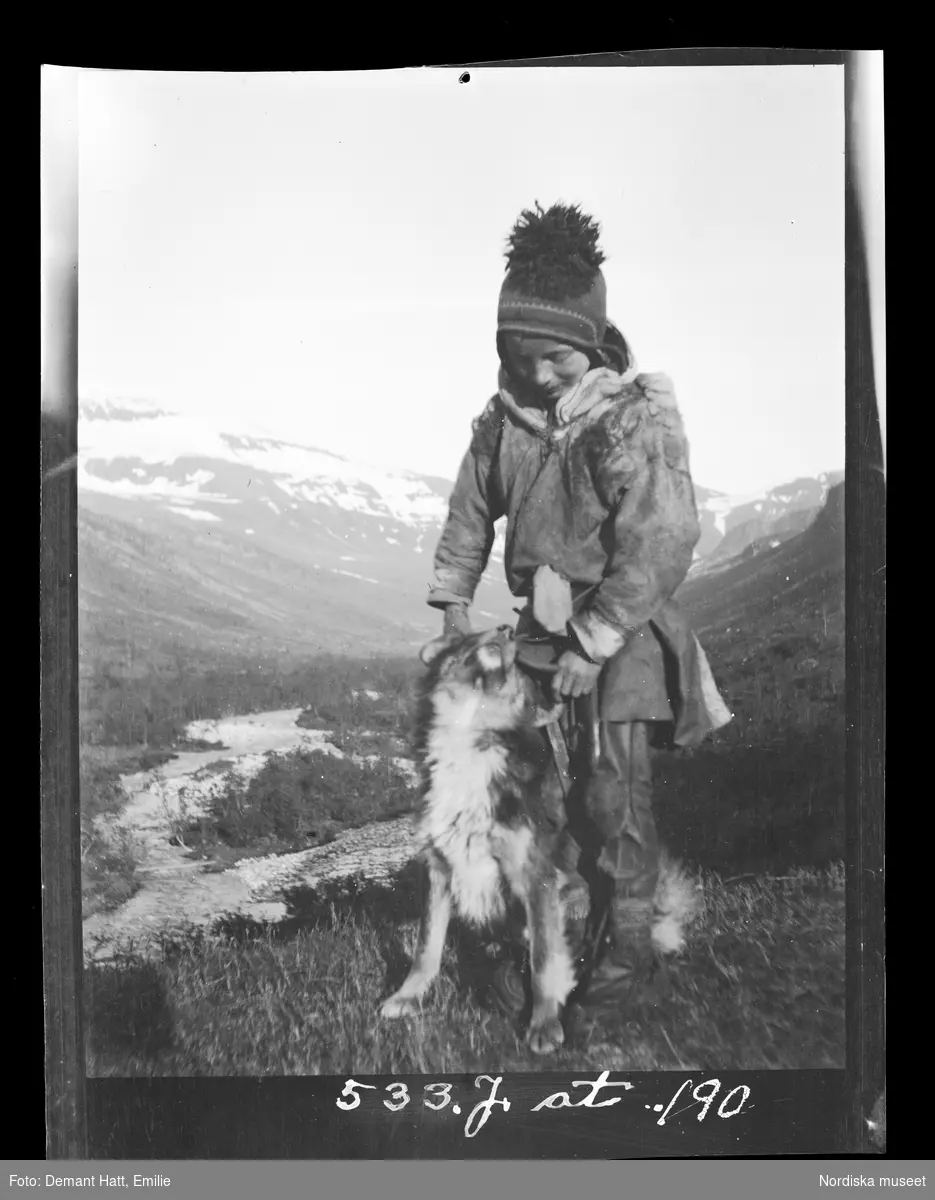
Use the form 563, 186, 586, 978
583, 720, 660, 899
567, 718, 665, 1004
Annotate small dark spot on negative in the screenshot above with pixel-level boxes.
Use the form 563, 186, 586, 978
459, 72, 471, 84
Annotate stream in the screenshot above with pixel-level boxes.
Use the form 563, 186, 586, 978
82, 709, 420, 961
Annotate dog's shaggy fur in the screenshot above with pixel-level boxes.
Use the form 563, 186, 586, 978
380, 626, 699, 1053
648, 856, 698, 955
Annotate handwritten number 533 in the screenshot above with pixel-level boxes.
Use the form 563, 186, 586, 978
337, 1079, 453, 1112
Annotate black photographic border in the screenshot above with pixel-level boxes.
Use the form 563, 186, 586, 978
39, 46, 884, 1160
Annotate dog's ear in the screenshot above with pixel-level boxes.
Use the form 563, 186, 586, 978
419, 635, 456, 667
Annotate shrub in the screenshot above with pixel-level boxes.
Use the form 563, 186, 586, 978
208, 749, 417, 852
82, 822, 142, 917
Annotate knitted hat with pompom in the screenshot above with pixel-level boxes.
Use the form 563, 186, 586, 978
497, 202, 611, 358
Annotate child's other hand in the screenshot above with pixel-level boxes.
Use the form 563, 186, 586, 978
552, 651, 602, 700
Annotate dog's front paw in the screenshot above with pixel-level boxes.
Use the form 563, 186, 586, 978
526, 1017, 565, 1056
380, 993, 420, 1020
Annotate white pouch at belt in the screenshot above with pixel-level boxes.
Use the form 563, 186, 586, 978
532, 564, 574, 635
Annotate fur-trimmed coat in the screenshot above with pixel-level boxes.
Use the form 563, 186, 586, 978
429, 364, 732, 747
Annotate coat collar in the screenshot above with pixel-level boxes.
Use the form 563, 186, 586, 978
497, 363, 640, 439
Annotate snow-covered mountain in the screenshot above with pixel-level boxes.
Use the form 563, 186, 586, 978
77, 399, 842, 659
78, 399, 514, 659
689, 472, 844, 576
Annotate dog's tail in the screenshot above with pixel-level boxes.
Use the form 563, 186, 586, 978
650, 854, 700, 955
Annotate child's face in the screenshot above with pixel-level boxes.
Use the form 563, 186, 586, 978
502, 335, 591, 405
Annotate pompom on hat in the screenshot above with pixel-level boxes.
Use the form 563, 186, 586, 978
497, 202, 631, 372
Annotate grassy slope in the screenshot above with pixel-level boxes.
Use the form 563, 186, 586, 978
86, 866, 844, 1076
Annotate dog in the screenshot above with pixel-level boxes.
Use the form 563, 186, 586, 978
380, 624, 576, 1054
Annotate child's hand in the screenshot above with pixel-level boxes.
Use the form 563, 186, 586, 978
553, 651, 602, 700
442, 603, 471, 638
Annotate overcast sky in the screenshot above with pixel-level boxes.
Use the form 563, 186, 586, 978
78, 65, 844, 496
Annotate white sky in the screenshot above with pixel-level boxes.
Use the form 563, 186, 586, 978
78, 65, 845, 495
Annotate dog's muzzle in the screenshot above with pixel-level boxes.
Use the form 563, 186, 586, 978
476, 626, 519, 675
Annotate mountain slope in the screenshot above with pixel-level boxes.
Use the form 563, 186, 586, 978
680, 480, 844, 636
77, 398, 842, 660
77, 402, 513, 659
689, 473, 843, 572
677, 480, 845, 736
78, 504, 426, 660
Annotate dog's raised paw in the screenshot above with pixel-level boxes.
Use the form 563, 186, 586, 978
380, 995, 420, 1020
526, 1018, 565, 1056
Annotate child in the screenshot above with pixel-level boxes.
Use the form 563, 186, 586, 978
428, 203, 732, 1006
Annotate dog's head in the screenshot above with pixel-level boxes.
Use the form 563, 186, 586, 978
419, 625, 520, 695
418, 626, 565, 730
